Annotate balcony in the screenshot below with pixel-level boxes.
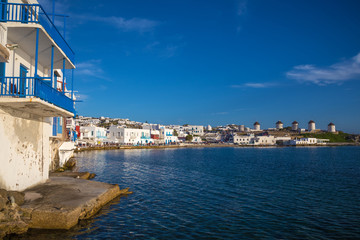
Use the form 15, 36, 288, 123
141, 136, 151, 140
0, 76, 75, 116
0, 2, 75, 64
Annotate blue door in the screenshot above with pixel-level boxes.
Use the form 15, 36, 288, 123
0, 0, 7, 22
19, 65, 27, 96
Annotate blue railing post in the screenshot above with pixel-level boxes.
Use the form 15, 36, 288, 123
50, 45, 54, 87
34, 28, 39, 78
71, 68, 74, 100
62, 58, 65, 92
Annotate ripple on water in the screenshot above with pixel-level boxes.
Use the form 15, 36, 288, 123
14, 147, 360, 239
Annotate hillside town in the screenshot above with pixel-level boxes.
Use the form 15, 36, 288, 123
72, 116, 355, 147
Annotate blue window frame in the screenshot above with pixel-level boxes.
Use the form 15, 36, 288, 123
52, 117, 57, 136
19, 64, 27, 97
0, 0, 7, 22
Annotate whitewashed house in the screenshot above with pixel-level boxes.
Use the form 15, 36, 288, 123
233, 134, 253, 145
79, 125, 107, 145
109, 126, 154, 145
0, 0, 76, 191
160, 126, 178, 144
289, 138, 318, 145
253, 135, 276, 145
186, 125, 204, 136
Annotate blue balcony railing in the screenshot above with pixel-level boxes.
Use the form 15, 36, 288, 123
0, 77, 75, 114
141, 136, 151, 139
0, 2, 75, 64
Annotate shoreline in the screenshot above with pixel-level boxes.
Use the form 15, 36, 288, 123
74, 142, 359, 152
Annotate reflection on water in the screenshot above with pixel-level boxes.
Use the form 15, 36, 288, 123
14, 147, 360, 239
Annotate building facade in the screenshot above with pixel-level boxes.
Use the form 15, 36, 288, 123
0, 0, 76, 191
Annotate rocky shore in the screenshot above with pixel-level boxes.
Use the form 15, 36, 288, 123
0, 172, 131, 238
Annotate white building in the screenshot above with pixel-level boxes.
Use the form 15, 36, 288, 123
328, 122, 336, 133
233, 134, 275, 145
253, 122, 261, 131
253, 135, 276, 145
308, 120, 316, 132
79, 125, 107, 145
276, 120, 283, 130
160, 127, 178, 144
0, 0, 76, 191
186, 125, 204, 136
109, 126, 154, 145
239, 125, 245, 132
192, 136, 202, 143
289, 138, 318, 145
233, 135, 253, 145
292, 121, 299, 131
205, 125, 212, 131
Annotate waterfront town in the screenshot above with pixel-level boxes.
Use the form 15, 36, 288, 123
0, 0, 359, 238
73, 116, 358, 147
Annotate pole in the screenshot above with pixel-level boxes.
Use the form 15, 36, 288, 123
50, 45, 54, 88
34, 28, 39, 77
71, 68, 74, 100
62, 58, 65, 92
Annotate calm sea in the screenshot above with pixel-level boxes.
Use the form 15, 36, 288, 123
17, 146, 360, 239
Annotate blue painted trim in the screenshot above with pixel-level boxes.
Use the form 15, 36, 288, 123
62, 58, 65, 92
50, 45, 54, 88
0, 2, 75, 65
34, 28, 39, 77
52, 117, 57, 136
0, 77, 75, 114
71, 68, 74, 100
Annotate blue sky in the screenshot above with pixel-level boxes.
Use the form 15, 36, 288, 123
39, 0, 360, 133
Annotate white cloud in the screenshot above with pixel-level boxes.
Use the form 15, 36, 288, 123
231, 82, 276, 88
236, 0, 247, 16
235, 0, 247, 33
78, 15, 160, 33
76, 60, 111, 81
286, 52, 360, 85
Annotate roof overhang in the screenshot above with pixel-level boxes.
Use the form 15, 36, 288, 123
6, 24, 75, 69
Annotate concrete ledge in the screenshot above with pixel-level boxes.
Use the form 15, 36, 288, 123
20, 177, 129, 230
0, 97, 74, 118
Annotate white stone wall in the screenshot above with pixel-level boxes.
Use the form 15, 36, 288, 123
0, 108, 51, 191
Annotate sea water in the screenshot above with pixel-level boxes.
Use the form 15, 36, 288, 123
17, 146, 360, 239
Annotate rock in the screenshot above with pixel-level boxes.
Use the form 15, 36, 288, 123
0, 220, 28, 238
0, 196, 7, 210
88, 173, 96, 179
0, 189, 7, 198
0, 212, 5, 221
64, 158, 76, 169
8, 191, 25, 206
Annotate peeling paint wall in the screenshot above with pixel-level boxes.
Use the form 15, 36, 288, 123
0, 108, 51, 191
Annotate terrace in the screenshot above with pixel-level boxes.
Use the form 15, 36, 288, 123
0, 2, 76, 116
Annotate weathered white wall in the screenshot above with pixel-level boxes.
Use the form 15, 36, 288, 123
0, 108, 51, 191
